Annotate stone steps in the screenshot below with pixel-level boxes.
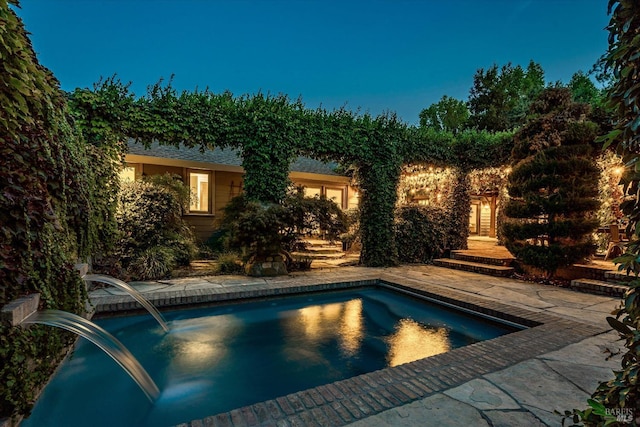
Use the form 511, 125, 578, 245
294, 239, 345, 260
433, 258, 515, 277
451, 251, 514, 266
291, 251, 345, 260
300, 245, 343, 254
604, 270, 638, 282
570, 278, 628, 298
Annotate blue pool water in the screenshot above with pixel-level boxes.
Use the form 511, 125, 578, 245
23, 287, 519, 427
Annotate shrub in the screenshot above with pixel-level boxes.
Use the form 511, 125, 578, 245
501, 88, 600, 277
340, 208, 361, 250
204, 229, 228, 254
215, 252, 244, 275
111, 175, 198, 279
395, 205, 449, 263
219, 191, 348, 261
280, 187, 348, 251
222, 198, 288, 259
129, 246, 176, 280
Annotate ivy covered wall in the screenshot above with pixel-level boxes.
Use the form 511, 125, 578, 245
1, 1, 122, 419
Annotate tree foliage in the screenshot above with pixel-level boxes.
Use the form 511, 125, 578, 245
501, 88, 601, 277
468, 60, 545, 132
568, 71, 605, 107
573, 0, 640, 424
419, 95, 469, 133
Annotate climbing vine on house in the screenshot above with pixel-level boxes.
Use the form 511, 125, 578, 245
1, 2, 121, 419
69, 79, 514, 268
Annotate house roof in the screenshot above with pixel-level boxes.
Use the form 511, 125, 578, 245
126, 140, 343, 176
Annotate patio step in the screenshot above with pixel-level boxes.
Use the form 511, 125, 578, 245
293, 238, 345, 259
433, 258, 514, 277
604, 270, 638, 283
450, 251, 514, 266
570, 278, 628, 298
290, 251, 345, 260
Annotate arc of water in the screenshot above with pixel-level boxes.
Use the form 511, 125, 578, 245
84, 274, 169, 333
22, 310, 160, 402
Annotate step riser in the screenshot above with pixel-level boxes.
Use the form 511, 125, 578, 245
604, 271, 637, 283
451, 252, 513, 266
291, 253, 345, 260
433, 259, 514, 277
570, 279, 627, 298
302, 249, 344, 255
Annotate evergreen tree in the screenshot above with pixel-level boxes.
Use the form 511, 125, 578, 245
501, 87, 601, 277
568, 71, 604, 106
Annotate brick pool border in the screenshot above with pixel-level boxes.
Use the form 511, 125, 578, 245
90, 274, 608, 427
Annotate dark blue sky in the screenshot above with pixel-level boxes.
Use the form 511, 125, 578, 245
17, 0, 609, 124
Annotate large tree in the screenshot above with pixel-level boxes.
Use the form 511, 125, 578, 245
568, 71, 605, 106
468, 60, 545, 132
501, 88, 601, 277
418, 95, 469, 133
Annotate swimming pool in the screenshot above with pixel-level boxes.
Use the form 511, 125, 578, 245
22, 287, 520, 427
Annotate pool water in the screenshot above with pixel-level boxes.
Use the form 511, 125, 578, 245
23, 287, 519, 427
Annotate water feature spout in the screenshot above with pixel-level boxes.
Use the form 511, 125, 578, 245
22, 309, 160, 402
84, 274, 169, 333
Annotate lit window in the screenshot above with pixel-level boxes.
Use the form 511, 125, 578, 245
119, 165, 136, 183
189, 171, 210, 212
304, 187, 322, 198
325, 188, 344, 208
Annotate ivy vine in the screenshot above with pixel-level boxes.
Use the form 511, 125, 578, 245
1, 2, 121, 418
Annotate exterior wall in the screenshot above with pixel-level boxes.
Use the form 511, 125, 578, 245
142, 164, 183, 177
123, 155, 355, 242
214, 170, 244, 217
183, 215, 217, 242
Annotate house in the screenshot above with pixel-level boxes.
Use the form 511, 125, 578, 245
398, 165, 509, 239
121, 140, 359, 241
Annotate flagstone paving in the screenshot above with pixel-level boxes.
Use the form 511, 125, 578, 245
88, 264, 627, 426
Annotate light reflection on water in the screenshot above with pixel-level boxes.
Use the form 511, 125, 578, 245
285, 297, 448, 367
339, 299, 364, 356
386, 318, 450, 366
288, 299, 364, 358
